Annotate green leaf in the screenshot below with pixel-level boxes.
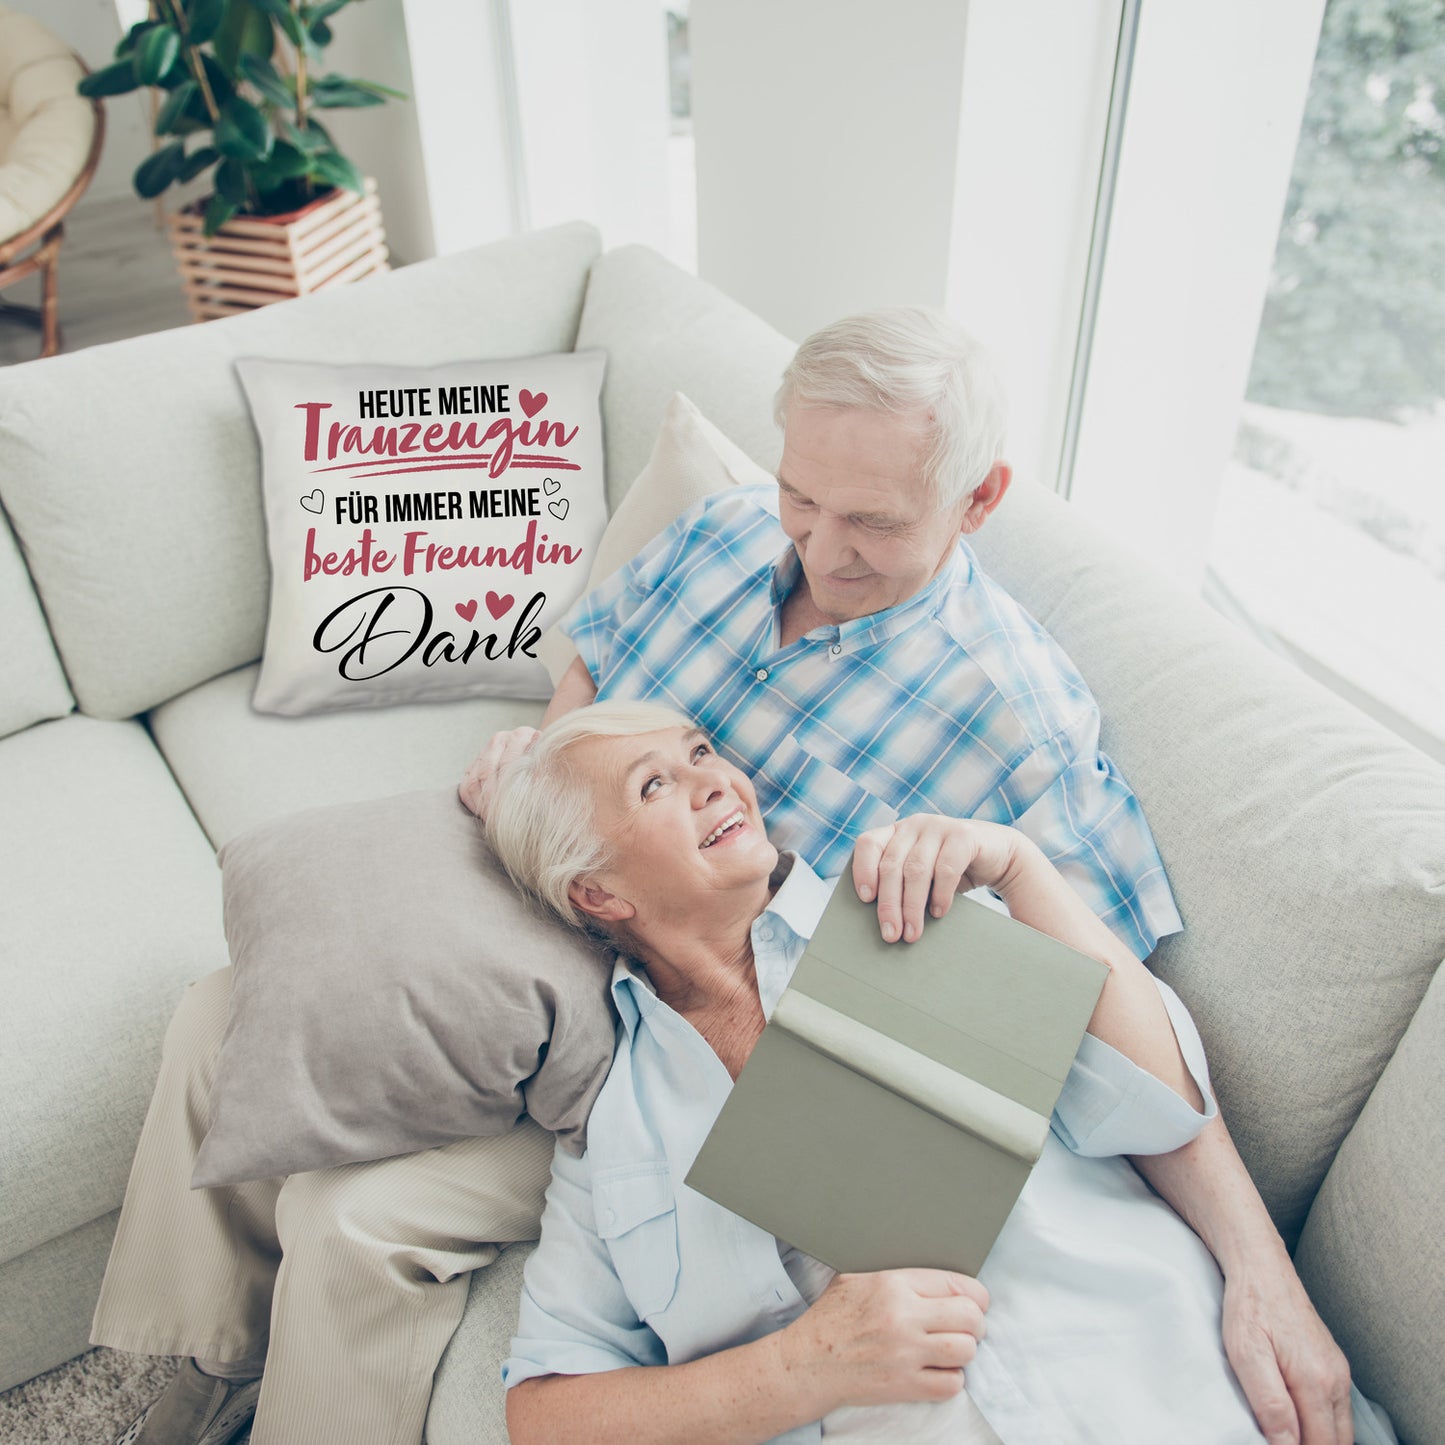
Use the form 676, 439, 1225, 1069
215, 156, 250, 204
154, 79, 198, 135
203, 193, 238, 236
80, 59, 143, 98
215, 95, 274, 160
263, 139, 311, 178
186, 0, 227, 47
239, 52, 295, 107
214, 0, 275, 75
134, 25, 181, 86
115, 20, 156, 59
178, 145, 220, 182
281, 115, 332, 153
247, 0, 306, 45
309, 148, 363, 194
199, 53, 235, 106
309, 75, 384, 108
308, 18, 332, 47
301, 0, 351, 23
350, 78, 408, 101
133, 142, 186, 199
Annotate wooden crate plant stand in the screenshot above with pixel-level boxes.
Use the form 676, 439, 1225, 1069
165, 178, 388, 322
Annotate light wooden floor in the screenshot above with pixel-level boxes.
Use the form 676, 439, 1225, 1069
0, 194, 193, 367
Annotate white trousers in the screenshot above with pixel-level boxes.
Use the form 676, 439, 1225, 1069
90, 968, 554, 1445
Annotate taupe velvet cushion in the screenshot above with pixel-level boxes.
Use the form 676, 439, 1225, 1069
192, 789, 617, 1187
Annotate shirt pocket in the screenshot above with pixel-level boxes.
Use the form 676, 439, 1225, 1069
757, 731, 898, 867
593, 1162, 681, 1321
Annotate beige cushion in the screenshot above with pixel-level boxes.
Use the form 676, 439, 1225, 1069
0, 504, 71, 739
194, 790, 616, 1187
0, 10, 91, 239
1295, 959, 1445, 1445
968, 478, 1445, 1246
537, 392, 770, 683
0, 715, 227, 1266
0, 9, 72, 96
0, 222, 602, 720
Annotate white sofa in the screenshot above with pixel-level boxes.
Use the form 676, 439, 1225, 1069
0, 222, 1441, 1444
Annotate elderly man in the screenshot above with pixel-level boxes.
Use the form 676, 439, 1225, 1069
95, 310, 1351, 1445
464, 309, 1353, 1445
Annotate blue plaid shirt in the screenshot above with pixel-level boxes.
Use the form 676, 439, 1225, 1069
564, 485, 1181, 959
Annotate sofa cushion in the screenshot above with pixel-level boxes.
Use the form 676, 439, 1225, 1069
427, 1242, 534, 1445
0, 221, 601, 721
0, 504, 71, 738
0, 1211, 119, 1394
575, 245, 795, 510
148, 663, 542, 849
235, 349, 608, 716
194, 791, 615, 1187
967, 479, 1445, 1244
0, 715, 227, 1267
1295, 958, 1445, 1445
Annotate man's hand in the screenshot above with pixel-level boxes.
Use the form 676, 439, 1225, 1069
1221, 1262, 1353, 1445
458, 726, 540, 822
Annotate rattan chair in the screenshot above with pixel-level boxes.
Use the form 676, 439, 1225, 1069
0, 7, 104, 359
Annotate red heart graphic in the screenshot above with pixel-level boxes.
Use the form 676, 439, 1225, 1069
455, 599, 477, 623
518, 389, 547, 419
486, 591, 515, 619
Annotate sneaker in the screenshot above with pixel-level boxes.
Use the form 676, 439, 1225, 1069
112, 1359, 262, 1445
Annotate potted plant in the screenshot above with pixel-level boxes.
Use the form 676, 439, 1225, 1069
79, 0, 404, 319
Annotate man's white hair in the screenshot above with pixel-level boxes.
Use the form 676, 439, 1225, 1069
487, 699, 697, 931
774, 307, 1008, 510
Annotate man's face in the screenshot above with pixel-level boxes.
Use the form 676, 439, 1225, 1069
775, 405, 971, 623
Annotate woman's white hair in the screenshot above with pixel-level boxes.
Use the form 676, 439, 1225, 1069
486, 699, 697, 932
774, 308, 1007, 510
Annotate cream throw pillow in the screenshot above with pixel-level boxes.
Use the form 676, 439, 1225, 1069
537, 391, 775, 684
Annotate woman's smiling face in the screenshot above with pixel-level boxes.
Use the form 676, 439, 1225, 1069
565, 726, 778, 926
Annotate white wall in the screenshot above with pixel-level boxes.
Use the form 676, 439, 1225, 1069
690, 0, 972, 342
510, 0, 671, 252
946, 0, 1121, 495
323, 0, 433, 264
685, 0, 1123, 499
395, 0, 515, 257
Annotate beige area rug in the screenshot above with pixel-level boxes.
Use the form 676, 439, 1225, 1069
0, 1350, 255, 1445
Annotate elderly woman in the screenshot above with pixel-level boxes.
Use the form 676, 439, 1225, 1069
484, 700, 1298, 1445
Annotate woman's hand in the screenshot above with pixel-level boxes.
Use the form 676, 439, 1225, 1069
458, 726, 540, 821
779, 1269, 989, 1411
852, 815, 1028, 942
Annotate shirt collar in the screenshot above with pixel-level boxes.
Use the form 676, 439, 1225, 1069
767, 542, 973, 651
609, 851, 835, 1037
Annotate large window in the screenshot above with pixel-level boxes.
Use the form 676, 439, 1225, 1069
1206, 0, 1445, 757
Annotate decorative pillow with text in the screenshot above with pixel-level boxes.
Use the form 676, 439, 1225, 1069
237, 351, 608, 715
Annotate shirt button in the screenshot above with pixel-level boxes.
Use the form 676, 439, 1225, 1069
756, 924, 773, 943
755, 668, 769, 681
830, 644, 842, 655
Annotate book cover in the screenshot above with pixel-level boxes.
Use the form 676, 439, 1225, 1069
685, 885, 1109, 1275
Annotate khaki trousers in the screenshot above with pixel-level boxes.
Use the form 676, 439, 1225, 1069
91, 968, 555, 1445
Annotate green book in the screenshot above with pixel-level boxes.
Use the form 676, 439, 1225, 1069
684, 885, 1110, 1276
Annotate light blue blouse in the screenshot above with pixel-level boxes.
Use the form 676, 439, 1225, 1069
504, 858, 1271, 1443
